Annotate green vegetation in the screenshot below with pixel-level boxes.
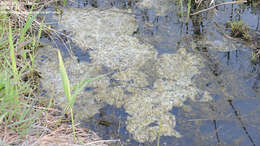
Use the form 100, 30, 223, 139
176, 0, 202, 23
0, 0, 103, 144
251, 51, 259, 64
157, 120, 162, 146
57, 49, 108, 140
186, 0, 192, 23
177, 0, 192, 23
226, 20, 251, 40
0, 6, 43, 137
57, 50, 76, 139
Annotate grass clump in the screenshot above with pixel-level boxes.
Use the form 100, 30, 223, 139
0, 1, 105, 145
226, 20, 251, 40
0, 8, 42, 136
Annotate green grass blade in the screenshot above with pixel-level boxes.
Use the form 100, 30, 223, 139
57, 49, 76, 140
63, 0, 68, 6
32, 19, 44, 50
57, 50, 71, 102
8, 23, 18, 81
179, 0, 184, 21
186, 0, 192, 23
71, 74, 105, 107
19, 5, 42, 59
19, 6, 33, 59
157, 120, 162, 146
7, 117, 36, 128
30, 20, 44, 68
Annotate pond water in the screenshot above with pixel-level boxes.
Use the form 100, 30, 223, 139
37, 0, 260, 145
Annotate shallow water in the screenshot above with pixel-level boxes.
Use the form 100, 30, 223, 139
37, 0, 260, 145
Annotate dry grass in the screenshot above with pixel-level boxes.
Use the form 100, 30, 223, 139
0, 109, 109, 146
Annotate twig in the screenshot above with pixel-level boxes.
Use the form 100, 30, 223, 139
191, 0, 247, 16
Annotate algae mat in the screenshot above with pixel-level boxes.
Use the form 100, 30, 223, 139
36, 7, 212, 142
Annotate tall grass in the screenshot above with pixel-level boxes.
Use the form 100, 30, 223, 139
1, 0, 107, 144
0, 5, 42, 135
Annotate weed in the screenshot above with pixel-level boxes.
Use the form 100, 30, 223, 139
57, 50, 106, 140
0, 0, 42, 139
230, 20, 251, 40
0, 0, 106, 145
251, 51, 259, 64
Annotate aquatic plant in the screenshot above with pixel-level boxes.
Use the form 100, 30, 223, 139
229, 20, 251, 40
251, 51, 259, 64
